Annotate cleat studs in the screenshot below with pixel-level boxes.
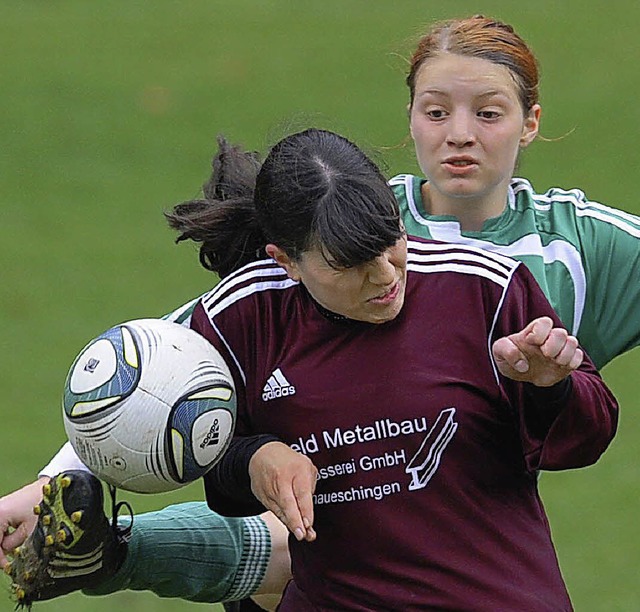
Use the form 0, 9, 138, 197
12, 547, 20, 558
71, 511, 83, 523
23, 571, 32, 582
33, 505, 41, 515
16, 587, 25, 601
60, 476, 72, 489
42, 514, 52, 526
42, 484, 52, 497
55, 529, 67, 543
44, 534, 55, 547
3, 562, 12, 575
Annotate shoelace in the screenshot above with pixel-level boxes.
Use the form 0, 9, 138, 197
108, 484, 134, 540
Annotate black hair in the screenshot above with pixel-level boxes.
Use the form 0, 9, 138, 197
166, 128, 403, 278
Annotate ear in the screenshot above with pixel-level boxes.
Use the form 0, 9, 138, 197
520, 104, 541, 148
265, 244, 301, 281
407, 103, 415, 140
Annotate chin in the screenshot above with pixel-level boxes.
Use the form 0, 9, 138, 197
369, 301, 404, 325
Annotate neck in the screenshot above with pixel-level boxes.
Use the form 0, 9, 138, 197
421, 183, 510, 232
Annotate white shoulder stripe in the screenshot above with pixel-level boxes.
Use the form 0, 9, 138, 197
202, 261, 288, 309
388, 174, 411, 186
408, 250, 513, 280
531, 189, 640, 235
575, 207, 640, 237
207, 278, 298, 319
407, 239, 519, 270
407, 261, 514, 288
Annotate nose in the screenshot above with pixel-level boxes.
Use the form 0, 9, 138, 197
368, 253, 397, 286
447, 111, 476, 147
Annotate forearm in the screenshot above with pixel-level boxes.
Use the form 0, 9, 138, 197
518, 364, 618, 471
204, 434, 281, 516
532, 369, 618, 470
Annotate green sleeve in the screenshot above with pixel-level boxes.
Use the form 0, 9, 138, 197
574, 197, 640, 368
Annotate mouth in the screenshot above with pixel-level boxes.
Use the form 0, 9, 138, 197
368, 281, 401, 305
442, 157, 478, 174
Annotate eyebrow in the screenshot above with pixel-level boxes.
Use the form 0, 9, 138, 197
415, 88, 512, 101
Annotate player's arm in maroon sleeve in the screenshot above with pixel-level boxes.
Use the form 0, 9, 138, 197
493, 264, 619, 472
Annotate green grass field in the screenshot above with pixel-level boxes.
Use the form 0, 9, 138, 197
2, 1, 639, 610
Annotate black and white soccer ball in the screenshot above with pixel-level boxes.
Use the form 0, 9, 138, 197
62, 318, 236, 493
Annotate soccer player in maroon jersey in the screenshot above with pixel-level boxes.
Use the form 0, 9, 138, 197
4, 128, 617, 611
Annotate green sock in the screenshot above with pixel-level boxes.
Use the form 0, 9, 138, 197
86, 502, 270, 603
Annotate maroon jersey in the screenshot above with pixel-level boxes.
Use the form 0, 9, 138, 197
193, 238, 618, 611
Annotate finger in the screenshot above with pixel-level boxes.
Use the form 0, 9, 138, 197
568, 347, 584, 370
524, 316, 554, 347
292, 479, 315, 541
539, 328, 570, 359
305, 525, 317, 541
265, 490, 307, 541
492, 337, 529, 373
1, 523, 29, 553
547, 334, 578, 366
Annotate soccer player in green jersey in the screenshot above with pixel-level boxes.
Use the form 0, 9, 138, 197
393, 15, 640, 371
2, 14, 639, 611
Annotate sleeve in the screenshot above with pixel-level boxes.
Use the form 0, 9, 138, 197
203, 434, 282, 516
38, 441, 90, 477
571, 190, 640, 367
495, 264, 619, 472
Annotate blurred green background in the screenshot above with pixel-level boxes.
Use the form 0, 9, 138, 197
2, 1, 638, 610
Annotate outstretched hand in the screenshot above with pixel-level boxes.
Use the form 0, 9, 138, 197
492, 316, 584, 387
248, 441, 318, 542
0, 477, 48, 568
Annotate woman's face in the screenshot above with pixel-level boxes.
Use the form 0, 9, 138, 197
409, 53, 540, 205
268, 236, 408, 324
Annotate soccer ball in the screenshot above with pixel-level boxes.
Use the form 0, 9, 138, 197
62, 318, 236, 493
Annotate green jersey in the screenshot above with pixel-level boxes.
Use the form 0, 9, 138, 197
391, 174, 640, 369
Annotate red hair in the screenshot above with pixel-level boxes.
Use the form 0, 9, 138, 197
406, 16, 539, 112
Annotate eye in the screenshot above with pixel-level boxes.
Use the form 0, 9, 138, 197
477, 110, 501, 120
425, 108, 448, 120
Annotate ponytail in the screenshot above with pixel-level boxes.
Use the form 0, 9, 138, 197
165, 136, 267, 279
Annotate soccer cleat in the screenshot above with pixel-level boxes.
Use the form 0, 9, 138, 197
7, 471, 129, 609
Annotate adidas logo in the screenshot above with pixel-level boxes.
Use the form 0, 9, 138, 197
262, 368, 296, 401
200, 419, 220, 449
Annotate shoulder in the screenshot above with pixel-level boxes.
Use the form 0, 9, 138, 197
512, 178, 640, 236
199, 258, 298, 319
406, 236, 520, 289
512, 178, 590, 211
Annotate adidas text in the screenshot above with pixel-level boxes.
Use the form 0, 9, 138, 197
262, 368, 296, 401
262, 385, 296, 401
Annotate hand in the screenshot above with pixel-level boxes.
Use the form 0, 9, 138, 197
248, 442, 318, 542
492, 316, 584, 387
0, 476, 49, 568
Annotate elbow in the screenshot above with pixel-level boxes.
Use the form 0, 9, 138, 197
540, 402, 619, 470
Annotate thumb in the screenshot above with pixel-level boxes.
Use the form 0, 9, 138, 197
492, 336, 529, 373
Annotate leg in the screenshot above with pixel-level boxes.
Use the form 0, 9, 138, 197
91, 502, 272, 602
6, 471, 292, 607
